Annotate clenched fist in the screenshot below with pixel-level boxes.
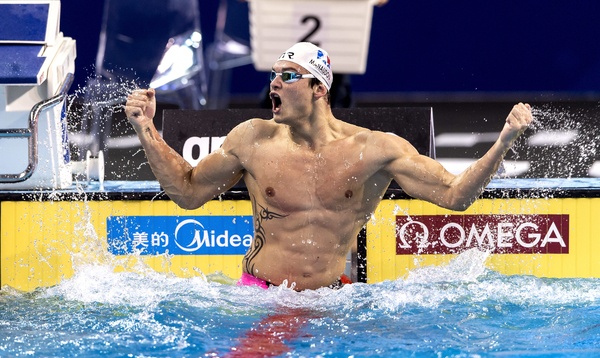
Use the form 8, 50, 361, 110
124, 88, 156, 131
500, 102, 533, 148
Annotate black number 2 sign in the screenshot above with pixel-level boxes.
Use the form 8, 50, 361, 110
299, 15, 321, 46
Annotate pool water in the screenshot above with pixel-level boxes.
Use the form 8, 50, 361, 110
1, 249, 599, 357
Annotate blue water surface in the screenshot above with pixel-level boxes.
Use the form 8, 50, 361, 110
1, 250, 599, 357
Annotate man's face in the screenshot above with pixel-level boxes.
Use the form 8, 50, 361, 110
269, 60, 315, 122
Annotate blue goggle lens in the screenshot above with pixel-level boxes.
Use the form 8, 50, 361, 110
270, 71, 313, 83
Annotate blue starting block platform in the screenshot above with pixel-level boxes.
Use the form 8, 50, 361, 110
0, 1, 76, 189
0, 45, 46, 85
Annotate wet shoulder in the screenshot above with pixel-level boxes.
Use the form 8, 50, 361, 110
227, 118, 279, 143
338, 120, 371, 142
362, 129, 419, 161
335, 120, 416, 153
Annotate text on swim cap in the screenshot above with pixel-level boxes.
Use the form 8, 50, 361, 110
279, 51, 295, 60
308, 58, 332, 82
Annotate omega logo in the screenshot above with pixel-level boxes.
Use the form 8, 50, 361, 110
395, 214, 569, 255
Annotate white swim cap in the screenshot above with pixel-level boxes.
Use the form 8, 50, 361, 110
277, 42, 333, 90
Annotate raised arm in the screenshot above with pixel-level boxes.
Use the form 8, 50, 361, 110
124, 89, 244, 209
385, 103, 533, 211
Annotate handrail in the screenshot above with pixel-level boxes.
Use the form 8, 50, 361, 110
0, 73, 74, 183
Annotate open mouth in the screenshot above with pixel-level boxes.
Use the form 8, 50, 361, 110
270, 93, 282, 113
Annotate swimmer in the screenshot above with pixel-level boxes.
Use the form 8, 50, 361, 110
125, 42, 533, 291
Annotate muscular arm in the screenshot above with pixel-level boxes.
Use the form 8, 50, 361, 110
385, 103, 533, 211
124, 89, 244, 209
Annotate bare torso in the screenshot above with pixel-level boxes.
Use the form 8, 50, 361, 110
125, 83, 532, 291
231, 119, 393, 290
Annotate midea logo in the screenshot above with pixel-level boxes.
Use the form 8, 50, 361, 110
174, 219, 205, 252
174, 219, 252, 252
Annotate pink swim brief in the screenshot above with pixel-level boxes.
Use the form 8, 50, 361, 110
236, 273, 352, 290
237, 272, 269, 289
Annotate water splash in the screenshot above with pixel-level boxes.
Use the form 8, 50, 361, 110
512, 104, 600, 178
68, 71, 140, 116
66, 70, 141, 166
405, 248, 490, 284
3, 241, 600, 357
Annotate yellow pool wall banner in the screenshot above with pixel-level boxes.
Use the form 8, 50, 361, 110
1, 196, 599, 291
1, 200, 252, 291
367, 197, 599, 282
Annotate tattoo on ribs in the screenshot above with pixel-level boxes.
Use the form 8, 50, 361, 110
243, 196, 288, 274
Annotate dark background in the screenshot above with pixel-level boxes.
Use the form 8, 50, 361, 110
60, 0, 600, 100
56, 0, 600, 180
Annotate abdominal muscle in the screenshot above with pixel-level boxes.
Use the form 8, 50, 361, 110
243, 211, 360, 290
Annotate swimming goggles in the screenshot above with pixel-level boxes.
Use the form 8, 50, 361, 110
270, 71, 316, 83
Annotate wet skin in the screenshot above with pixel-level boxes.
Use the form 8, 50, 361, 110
124, 59, 533, 290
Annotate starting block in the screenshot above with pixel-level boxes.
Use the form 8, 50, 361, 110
249, 0, 377, 74
0, 0, 76, 189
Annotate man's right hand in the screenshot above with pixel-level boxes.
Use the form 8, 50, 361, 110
124, 88, 156, 131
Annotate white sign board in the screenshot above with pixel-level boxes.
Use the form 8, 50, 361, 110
249, 0, 377, 74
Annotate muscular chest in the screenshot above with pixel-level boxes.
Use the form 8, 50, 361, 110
243, 141, 373, 211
